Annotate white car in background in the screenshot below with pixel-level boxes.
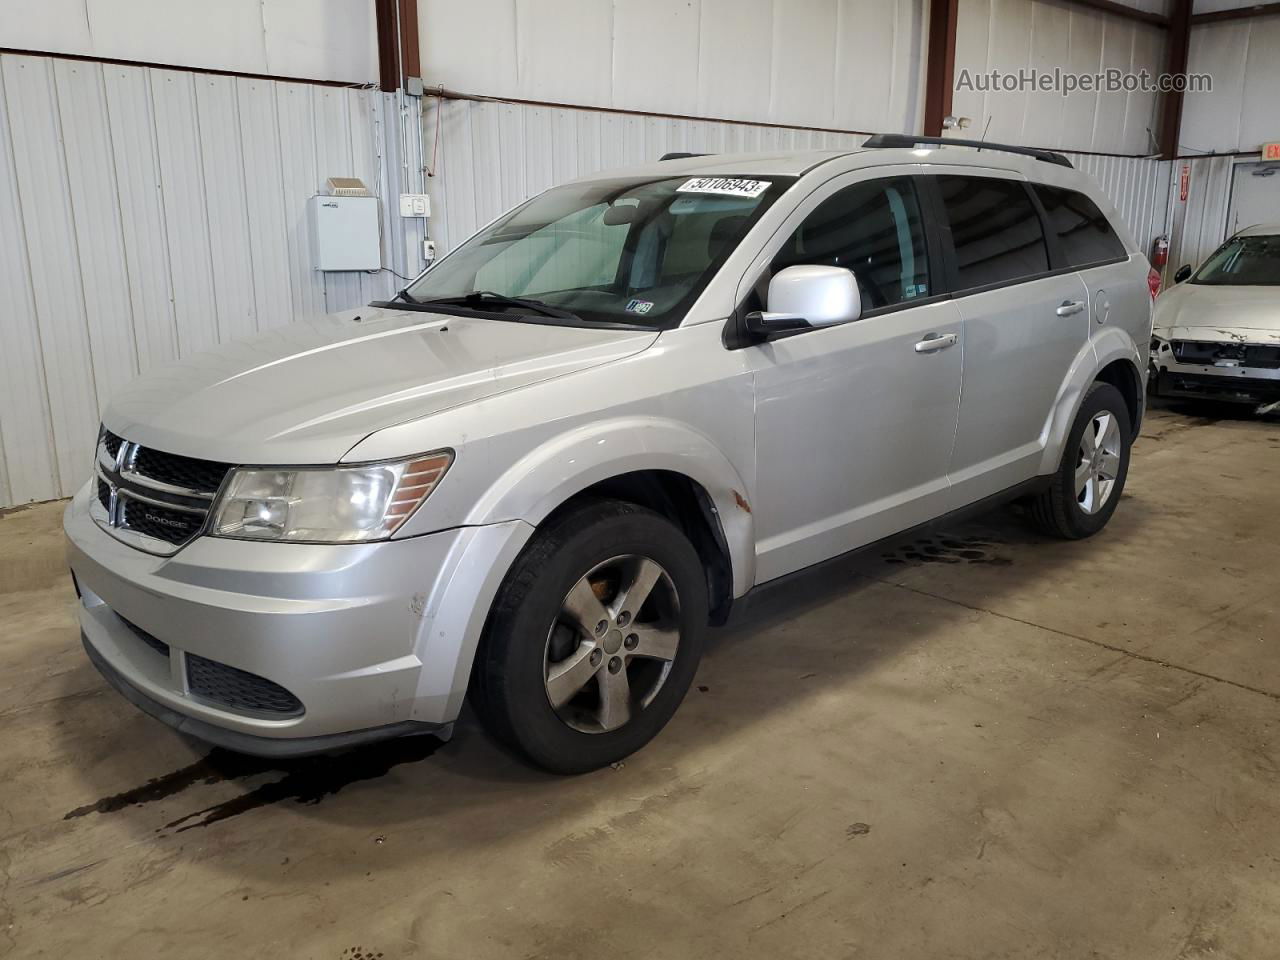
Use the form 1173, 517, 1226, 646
1151, 225, 1280, 407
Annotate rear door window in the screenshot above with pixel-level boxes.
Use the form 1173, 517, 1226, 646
935, 176, 1049, 291
1033, 185, 1128, 268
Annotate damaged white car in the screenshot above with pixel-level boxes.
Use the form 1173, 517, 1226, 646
1151, 225, 1280, 410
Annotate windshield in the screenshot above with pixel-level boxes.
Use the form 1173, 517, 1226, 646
405, 175, 790, 326
1192, 235, 1280, 286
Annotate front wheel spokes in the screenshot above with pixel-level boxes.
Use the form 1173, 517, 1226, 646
546, 642, 603, 708
543, 554, 682, 734
597, 661, 632, 731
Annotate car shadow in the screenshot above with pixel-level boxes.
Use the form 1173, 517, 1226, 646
1147, 392, 1280, 423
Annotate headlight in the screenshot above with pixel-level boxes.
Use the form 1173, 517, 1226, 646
211, 451, 452, 543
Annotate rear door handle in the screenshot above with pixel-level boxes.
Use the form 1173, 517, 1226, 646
1056, 299, 1086, 317
914, 332, 958, 353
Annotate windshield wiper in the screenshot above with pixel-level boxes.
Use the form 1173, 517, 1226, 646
419, 291, 580, 321
393, 287, 420, 304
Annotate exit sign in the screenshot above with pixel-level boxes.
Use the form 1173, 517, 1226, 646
1264, 142, 1280, 161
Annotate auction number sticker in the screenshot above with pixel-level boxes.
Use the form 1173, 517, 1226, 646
677, 177, 771, 198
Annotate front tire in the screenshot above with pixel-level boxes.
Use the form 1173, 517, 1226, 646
1028, 381, 1132, 539
471, 499, 708, 774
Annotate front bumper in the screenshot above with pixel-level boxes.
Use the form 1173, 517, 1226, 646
65, 483, 532, 755
1150, 339, 1280, 404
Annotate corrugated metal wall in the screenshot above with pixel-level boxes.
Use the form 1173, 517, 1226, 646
420, 0, 1181, 159
1165, 155, 1236, 281
423, 95, 1172, 258
421, 0, 926, 135
422, 95, 868, 255
1183, 17, 1280, 154
0, 53, 422, 508
5, 0, 379, 85
952, 0, 1166, 155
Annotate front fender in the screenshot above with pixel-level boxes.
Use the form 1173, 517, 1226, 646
1037, 329, 1143, 475
464, 417, 756, 598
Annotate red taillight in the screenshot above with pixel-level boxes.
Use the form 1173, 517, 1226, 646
1148, 267, 1162, 300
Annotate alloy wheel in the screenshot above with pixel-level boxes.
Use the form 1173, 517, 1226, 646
543, 555, 681, 734
1075, 411, 1122, 515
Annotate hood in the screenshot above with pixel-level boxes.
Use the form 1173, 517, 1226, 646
1153, 282, 1280, 341
105, 307, 658, 464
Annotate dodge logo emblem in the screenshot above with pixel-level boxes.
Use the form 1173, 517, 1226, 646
144, 513, 188, 530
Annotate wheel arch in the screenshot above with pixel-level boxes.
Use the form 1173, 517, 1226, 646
463, 417, 756, 607
1092, 356, 1144, 436
1039, 335, 1144, 475
546, 470, 736, 625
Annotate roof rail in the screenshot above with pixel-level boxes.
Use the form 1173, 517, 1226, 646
861, 134, 1073, 169
659, 152, 711, 161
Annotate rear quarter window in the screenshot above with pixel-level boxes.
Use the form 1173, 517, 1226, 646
1033, 185, 1128, 268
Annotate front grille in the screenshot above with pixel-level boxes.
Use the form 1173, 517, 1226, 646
101, 429, 124, 460
121, 497, 204, 545
119, 616, 170, 657
93, 425, 233, 552
1173, 339, 1280, 370
186, 654, 304, 717
132, 446, 232, 495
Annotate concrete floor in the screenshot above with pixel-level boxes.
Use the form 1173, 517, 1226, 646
2, 400, 1279, 959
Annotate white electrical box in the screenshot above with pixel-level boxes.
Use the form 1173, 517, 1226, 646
308, 195, 381, 271
399, 193, 431, 218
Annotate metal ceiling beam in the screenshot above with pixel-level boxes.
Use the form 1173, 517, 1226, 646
1191, 2, 1280, 25
1055, 0, 1169, 28
922, 0, 959, 137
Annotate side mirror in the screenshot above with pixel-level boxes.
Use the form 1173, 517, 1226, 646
746, 265, 862, 337
1173, 264, 1193, 284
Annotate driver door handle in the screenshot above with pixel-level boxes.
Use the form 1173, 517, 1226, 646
1056, 299, 1086, 317
914, 332, 958, 353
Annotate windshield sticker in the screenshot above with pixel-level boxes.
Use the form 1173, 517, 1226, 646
625, 299, 655, 315
677, 177, 771, 198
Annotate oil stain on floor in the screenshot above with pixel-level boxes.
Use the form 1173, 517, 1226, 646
880, 534, 1011, 567
63, 734, 446, 834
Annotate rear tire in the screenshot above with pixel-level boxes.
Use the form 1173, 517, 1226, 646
1028, 381, 1132, 540
471, 499, 707, 774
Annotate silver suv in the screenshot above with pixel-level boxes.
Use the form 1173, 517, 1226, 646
66, 137, 1156, 773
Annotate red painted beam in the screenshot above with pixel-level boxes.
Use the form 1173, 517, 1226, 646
375, 0, 400, 93
398, 0, 420, 87
923, 0, 959, 137
1159, 0, 1193, 160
